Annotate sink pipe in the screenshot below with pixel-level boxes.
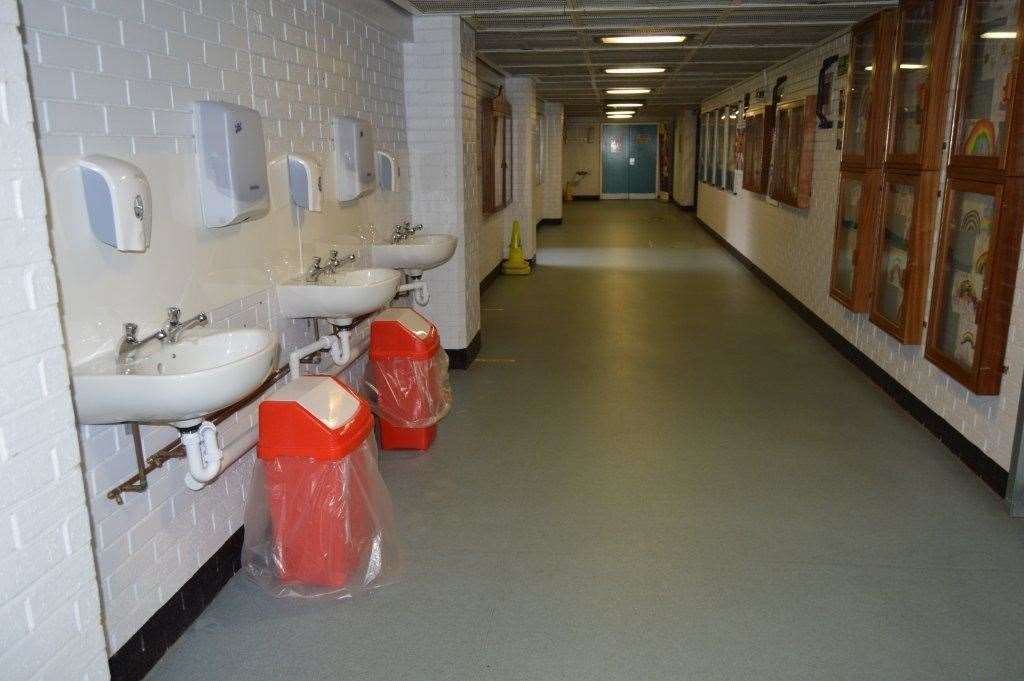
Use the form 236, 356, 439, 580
181, 323, 365, 491
399, 277, 429, 306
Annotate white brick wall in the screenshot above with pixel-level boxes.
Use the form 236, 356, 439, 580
697, 32, 1024, 471
541, 101, 564, 221
0, 1, 109, 679
404, 15, 479, 348
19, 0, 414, 654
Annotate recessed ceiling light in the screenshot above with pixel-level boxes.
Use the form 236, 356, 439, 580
607, 88, 651, 95
601, 35, 686, 45
604, 67, 666, 74
607, 113, 634, 119
606, 103, 644, 108
899, 63, 927, 69
864, 65, 874, 71
981, 31, 1017, 39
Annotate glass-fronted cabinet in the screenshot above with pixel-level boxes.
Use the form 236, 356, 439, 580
842, 12, 896, 167
830, 170, 880, 310
886, 0, 958, 170
950, 0, 1024, 175
869, 172, 938, 341
742, 105, 772, 194
924, 179, 1023, 393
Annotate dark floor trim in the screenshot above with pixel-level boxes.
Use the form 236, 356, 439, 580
570, 195, 600, 201
537, 217, 563, 226
480, 263, 501, 294
109, 527, 244, 681
446, 331, 481, 370
693, 216, 1009, 497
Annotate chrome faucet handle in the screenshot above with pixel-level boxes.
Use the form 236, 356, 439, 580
329, 249, 339, 260
167, 307, 181, 326
123, 322, 139, 343
312, 256, 322, 267
411, 223, 423, 232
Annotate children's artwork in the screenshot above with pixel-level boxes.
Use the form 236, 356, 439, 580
937, 190, 995, 369
964, 119, 996, 155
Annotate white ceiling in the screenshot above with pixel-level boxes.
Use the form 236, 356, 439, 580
400, 1, 896, 116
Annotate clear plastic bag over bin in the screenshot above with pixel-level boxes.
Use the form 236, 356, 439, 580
363, 308, 453, 429
242, 376, 399, 599
364, 346, 453, 428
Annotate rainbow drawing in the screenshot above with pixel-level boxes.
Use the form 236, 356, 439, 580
964, 119, 996, 155
975, 250, 988, 275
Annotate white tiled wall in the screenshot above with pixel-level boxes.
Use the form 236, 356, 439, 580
404, 14, 479, 348
18, 0, 414, 653
563, 117, 602, 196
0, 1, 109, 678
541, 101, 564, 221
697, 33, 1024, 471
672, 110, 696, 207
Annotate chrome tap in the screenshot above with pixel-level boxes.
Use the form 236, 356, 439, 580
391, 221, 423, 243
163, 307, 208, 344
306, 256, 324, 283
117, 322, 167, 368
324, 249, 356, 274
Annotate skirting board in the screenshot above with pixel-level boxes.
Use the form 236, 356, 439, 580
108, 527, 245, 681
446, 331, 481, 370
693, 216, 1009, 497
538, 218, 563, 226
569, 194, 600, 201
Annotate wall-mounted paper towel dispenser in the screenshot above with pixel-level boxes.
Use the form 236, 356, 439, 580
79, 155, 152, 252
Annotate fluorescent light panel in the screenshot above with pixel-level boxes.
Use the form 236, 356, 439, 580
607, 88, 651, 95
606, 103, 644, 108
981, 31, 1017, 39
604, 67, 666, 74
607, 114, 634, 119
601, 35, 686, 44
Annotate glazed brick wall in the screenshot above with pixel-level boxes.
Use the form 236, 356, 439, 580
19, 0, 410, 653
0, 0, 109, 678
697, 32, 1024, 471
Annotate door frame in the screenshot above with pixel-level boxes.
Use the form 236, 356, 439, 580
600, 123, 660, 200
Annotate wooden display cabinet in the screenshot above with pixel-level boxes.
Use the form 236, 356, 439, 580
742, 105, 773, 194
830, 169, 882, 311
841, 10, 898, 169
768, 96, 817, 209
868, 171, 939, 342
925, 178, 1024, 394
948, 0, 1024, 179
480, 92, 513, 215
883, 0, 958, 171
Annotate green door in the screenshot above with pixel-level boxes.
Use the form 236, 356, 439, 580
601, 124, 658, 198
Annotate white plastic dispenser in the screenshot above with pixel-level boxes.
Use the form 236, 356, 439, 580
375, 151, 399, 192
288, 153, 323, 211
332, 116, 375, 201
79, 155, 152, 252
193, 101, 270, 228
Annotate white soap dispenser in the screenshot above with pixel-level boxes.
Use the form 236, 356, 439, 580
79, 155, 152, 252
287, 153, 323, 211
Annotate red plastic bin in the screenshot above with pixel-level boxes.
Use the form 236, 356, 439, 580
369, 308, 445, 451
257, 376, 375, 588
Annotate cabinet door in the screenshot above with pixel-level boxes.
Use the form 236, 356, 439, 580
950, 0, 1023, 175
830, 170, 881, 311
925, 179, 1004, 392
886, 0, 958, 170
869, 172, 938, 342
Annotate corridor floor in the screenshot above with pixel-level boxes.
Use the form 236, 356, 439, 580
147, 201, 1024, 680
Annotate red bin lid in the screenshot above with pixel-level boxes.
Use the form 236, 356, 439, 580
370, 308, 440, 360
258, 376, 373, 460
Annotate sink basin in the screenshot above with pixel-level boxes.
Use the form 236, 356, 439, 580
72, 328, 279, 427
370, 234, 457, 275
277, 267, 401, 324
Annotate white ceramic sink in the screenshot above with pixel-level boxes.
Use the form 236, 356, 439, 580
72, 328, 278, 427
277, 267, 401, 324
371, 234, 457, 275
